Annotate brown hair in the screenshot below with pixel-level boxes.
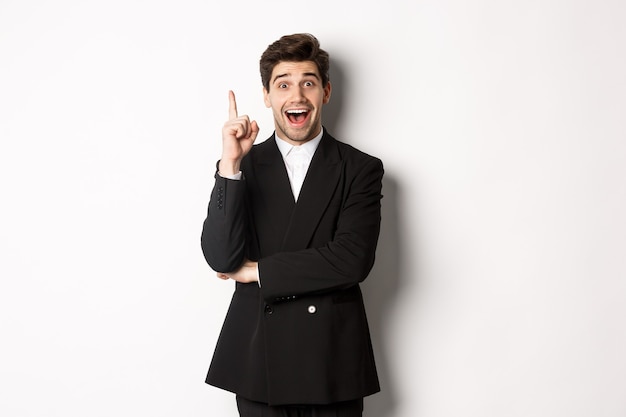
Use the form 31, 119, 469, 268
260, 33, 330, 91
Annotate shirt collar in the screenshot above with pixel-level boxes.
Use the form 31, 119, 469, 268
275, 128, 324, 160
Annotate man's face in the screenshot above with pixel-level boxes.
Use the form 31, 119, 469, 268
263, 60, 331, 145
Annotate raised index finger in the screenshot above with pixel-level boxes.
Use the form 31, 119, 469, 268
228, 90, 238, 120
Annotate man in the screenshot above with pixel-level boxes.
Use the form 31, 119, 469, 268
201, 33, 384, 417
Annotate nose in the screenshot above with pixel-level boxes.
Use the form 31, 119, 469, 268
291, 86, 306, 102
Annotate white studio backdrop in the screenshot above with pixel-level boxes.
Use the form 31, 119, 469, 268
1, 1, 625, 416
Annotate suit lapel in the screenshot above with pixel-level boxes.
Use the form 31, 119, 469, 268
281, 132, 342, 252
252, 137, 295, 241
251, 132, 343, 253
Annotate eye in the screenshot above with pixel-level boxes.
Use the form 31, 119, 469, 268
304, 81, 314, 87
278, 83, 288, 89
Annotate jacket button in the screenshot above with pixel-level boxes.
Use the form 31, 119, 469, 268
265, 305, 273, 314
307, 305, 316, 314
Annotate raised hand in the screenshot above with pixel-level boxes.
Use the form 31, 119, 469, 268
219, 90, 259, 175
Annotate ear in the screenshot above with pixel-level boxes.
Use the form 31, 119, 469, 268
323, 81, 332, 104
263, 87, 271, 108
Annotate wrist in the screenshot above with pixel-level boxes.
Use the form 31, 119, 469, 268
218, 159, 241, 176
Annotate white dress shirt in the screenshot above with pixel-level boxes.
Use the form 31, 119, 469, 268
275, 129, 323, 201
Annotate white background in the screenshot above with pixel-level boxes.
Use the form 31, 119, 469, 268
1, 1, 625, 416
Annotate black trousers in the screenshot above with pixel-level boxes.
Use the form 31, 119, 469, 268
236, 396, 363, 417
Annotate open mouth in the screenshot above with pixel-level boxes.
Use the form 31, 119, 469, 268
285, 109, 310, 126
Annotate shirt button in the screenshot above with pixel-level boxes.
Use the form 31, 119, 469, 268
307, 305, 316, 314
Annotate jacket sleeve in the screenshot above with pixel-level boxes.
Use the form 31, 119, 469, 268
200, 171, 248, 273
258, 156, 384, 301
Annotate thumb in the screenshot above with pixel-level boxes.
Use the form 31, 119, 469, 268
248, 120, 260, 141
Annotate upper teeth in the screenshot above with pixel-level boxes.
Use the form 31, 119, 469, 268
287, 110, 307, 114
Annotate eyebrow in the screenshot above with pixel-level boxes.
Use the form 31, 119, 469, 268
272, 72, 320, 84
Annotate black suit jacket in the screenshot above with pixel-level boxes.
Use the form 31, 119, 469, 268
201, 130, 383, 406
